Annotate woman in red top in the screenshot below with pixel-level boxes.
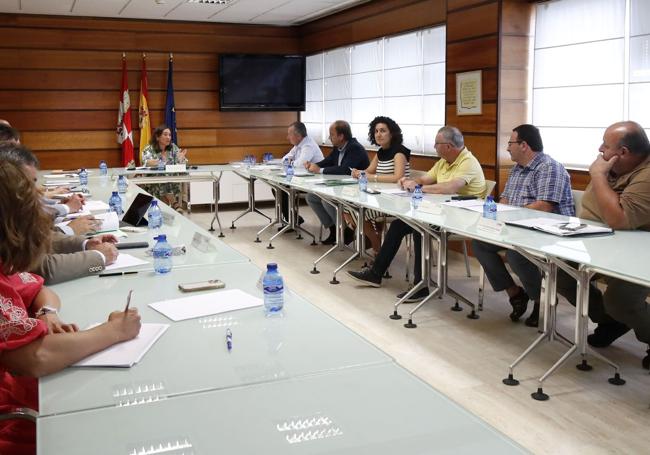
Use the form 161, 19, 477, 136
0, 158, 142, 454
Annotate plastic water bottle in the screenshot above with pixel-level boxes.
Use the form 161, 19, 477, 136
108, 191, 123, 215
99, 160, 108, 176
157, 157, 166, 171
79, 168, 88, 193
263, 263, 284, 316
152, 234, 173, 274
147, 200, 162, 231
286, 162, 294, 182
358, 170, 368, 192
282, 157, 289, 174
117, 174, 127, 194
411, 184, 423, 210
483, 195, 497, 220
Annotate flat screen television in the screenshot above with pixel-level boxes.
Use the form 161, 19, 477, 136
219, 54, 306, 111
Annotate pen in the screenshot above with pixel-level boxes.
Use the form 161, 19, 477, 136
98, 271, 139, 277
124, 289, 133, 315
226, 328, 233, 352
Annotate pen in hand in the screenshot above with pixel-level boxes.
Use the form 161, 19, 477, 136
124, 290, 133, 316
226, 328, 233, 352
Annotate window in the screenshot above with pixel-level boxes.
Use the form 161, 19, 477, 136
302, 25, 446, 156
532, 0, 650, 169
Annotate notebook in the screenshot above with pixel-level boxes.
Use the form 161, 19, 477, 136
72, 323, 169, 368
506, 217, 613, 237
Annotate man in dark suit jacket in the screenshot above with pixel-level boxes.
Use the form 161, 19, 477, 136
305, 120, 370, 244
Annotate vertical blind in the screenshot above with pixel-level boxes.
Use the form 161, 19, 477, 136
302, 25, 446, 156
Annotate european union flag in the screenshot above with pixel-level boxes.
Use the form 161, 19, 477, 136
164, 55, 177, 144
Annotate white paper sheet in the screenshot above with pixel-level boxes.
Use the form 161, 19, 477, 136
94, 211, 119, 233
149, 289, 263, 321
379, 188, 409, 196
84, 200, 110, 211
441, 199, 484, 208
104, 253, 149, 271
72, 323, 169, 368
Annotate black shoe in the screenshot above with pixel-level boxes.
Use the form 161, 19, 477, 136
298, 215, 305, 225
508, 287, 529, 322
346, 268, 381, 287
524, 301, 539, 327
321, 226, 336, 245
396, 287, 430, 303
343, 227, 355, 245
642, 348, 650, 370
587, 322, 630, 348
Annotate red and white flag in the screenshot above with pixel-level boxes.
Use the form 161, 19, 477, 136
116, 53, 134, 166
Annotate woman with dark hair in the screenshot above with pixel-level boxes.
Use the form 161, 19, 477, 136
140, 124, 189, 212
348, 116, 411, 253
0, 159, 141, 454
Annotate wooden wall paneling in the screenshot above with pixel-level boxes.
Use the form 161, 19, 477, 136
448, 0, 495, 11
446, 0, 500, 189
445, 104, 498, 133
0, 13, 300, 167
299, 0, 445, 54
446, 2, 499, 42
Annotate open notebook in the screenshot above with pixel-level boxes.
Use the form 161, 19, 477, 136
506, 217, 613, 237
72, 323, 169, 368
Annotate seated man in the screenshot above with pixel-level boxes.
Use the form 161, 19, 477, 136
277, 121, 324, 228
305, 120, 370, 244
0, 144, 118, 284
346, 126, 485, 300
556, 121, 650, 367
471, 124, 573, 327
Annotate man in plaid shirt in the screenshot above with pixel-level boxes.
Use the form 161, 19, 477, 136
472, 124, 574, 327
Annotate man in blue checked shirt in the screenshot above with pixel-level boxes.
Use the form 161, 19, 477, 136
471, 124, 574, 327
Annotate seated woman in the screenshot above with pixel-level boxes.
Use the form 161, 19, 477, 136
140, 124, 188, 212
0, 159, 141, 455
348, 116, 411, 254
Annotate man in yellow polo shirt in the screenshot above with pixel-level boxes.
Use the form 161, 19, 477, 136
347, 126, 486, 301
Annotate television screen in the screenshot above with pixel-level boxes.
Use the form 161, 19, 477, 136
219, 54, 306, 111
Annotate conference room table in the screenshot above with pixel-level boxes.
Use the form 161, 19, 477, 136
239, 166, 650, 397
37, 171, 525, 454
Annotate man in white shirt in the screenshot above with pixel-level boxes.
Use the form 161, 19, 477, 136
278, 122, 324, 227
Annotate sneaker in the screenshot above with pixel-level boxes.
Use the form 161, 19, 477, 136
508, 287, 529, 322
396, 287, 430, 303
346, 268, 381, 287
524, 301, 539, 327
587, 322, 630, 348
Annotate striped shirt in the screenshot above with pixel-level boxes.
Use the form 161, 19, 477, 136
501, 152, 574, 216
376, 143, 410, 177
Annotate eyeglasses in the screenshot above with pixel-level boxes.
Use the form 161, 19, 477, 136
507, 140, 523, 145
434, 142, 451, 147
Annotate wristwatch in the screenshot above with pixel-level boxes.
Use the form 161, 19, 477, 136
35, 306, 58, 318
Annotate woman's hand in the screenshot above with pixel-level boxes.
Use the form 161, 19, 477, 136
350, 168, 360, 179
107, 309, 142, 342
178, 149, 188, 162
38, 313, 78, 334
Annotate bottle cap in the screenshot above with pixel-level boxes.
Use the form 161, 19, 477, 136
156, 234, 167, 241
111, 191, 118, 195
151, 200, 158, 206
267, 263, 278, 271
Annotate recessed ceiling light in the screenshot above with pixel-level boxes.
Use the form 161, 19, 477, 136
186, 0, 231, 4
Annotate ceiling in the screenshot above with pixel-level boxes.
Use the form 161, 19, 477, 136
0, 0, 371, 26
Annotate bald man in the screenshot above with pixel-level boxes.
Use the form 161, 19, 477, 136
557, 121, 650, 367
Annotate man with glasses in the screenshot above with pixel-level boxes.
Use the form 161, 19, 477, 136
347, 126, 485, 301
472, 124, 573, 327
305, 120, 370, 245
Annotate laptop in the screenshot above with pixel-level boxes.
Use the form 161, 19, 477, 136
120, 193, 154, 227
